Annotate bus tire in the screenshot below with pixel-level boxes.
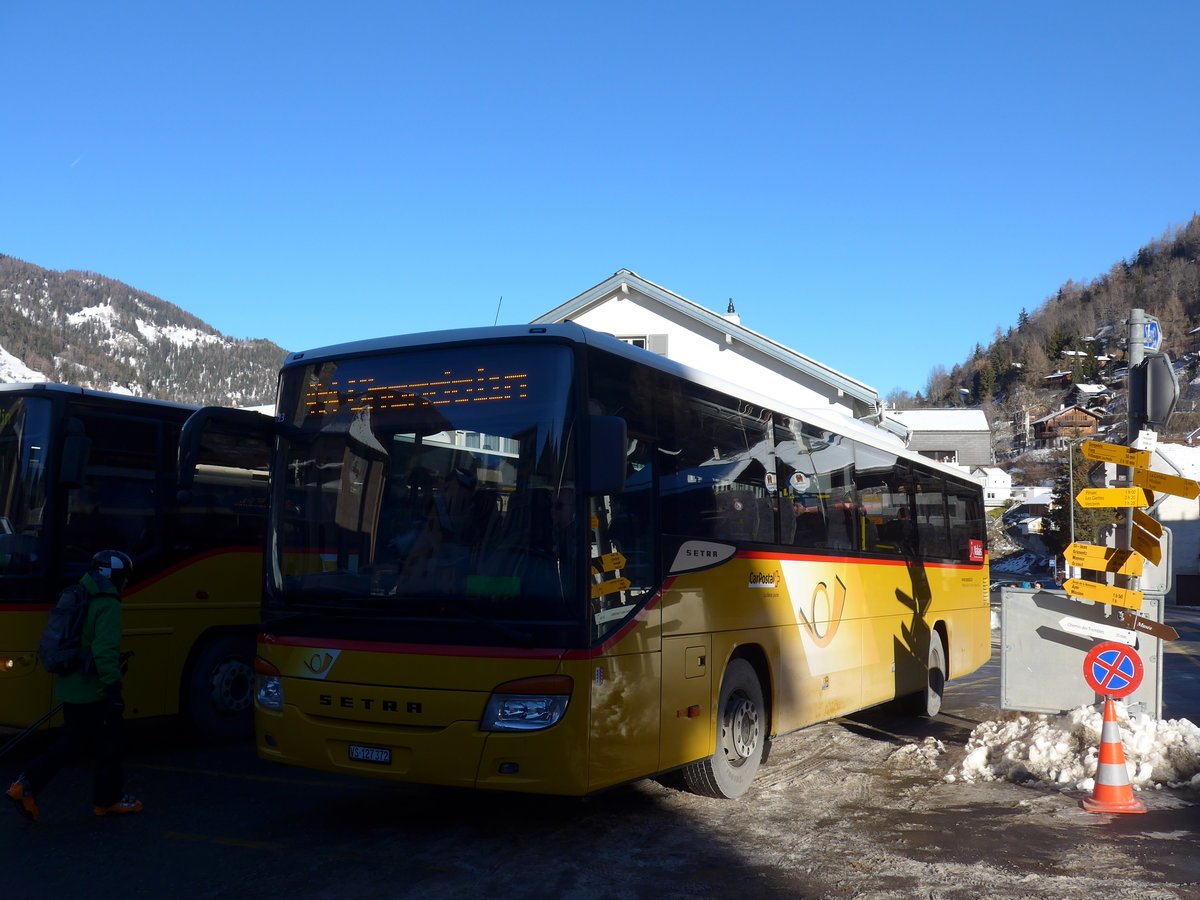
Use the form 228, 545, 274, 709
920, 629, 947, 718
186, 631, 256, 742
682, 658, 765, 799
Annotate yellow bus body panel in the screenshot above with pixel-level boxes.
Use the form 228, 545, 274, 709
0, 548, 260, 729
256, 551, 989, 796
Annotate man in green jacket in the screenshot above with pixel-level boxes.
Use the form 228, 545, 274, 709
6, 550, 144, 821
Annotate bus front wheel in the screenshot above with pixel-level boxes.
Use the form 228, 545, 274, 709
682, 658, 765, 799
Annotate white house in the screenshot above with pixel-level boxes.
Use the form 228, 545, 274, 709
972, 465, 1013, 509
533, 270, 902, 435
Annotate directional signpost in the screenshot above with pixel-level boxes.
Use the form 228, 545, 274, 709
1001, 317, 1183, 721
1130, 522, 1163, 566
1062, 577, 1143, 611
1063, 542, 1144, 577
1058, 615, 1137, 646
1134, 508, 1163, 538
1080, 440, 1150, 468
1074, 487, 1151, 509
1133, 467, 1200, 499
1114, 608, 1179, 642
1071, 435, 1197, 585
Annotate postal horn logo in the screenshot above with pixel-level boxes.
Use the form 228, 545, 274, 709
303, 650, 340, 677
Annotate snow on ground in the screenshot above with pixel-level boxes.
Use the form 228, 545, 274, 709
66, 302, 120, 328
0, 344, 48, 382
136, 319, 222, 346
945, 702, 1200, 793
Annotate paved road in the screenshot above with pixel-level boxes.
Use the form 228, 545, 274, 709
1162, 605, 1200, 722
1, 607, 1197, 899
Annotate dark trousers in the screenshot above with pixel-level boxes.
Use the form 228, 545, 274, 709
20, 700, 124, 808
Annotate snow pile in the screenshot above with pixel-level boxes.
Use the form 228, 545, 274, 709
889, 736, 946, 771
947, 703, 1200, 792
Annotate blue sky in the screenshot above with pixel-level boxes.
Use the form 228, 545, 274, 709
4, 1, 1199, 397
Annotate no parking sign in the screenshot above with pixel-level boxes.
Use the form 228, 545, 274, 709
1082, 642, 1144, 699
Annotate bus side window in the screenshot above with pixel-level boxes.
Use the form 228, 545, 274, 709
946, 482, 985, 560
911, 469, 950, 561
64, 414, 164, 571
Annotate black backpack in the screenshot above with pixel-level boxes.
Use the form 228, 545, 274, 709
37, 584, 92, 675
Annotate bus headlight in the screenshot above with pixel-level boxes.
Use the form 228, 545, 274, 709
481, 675, 573, 732
254, 656, 284, 712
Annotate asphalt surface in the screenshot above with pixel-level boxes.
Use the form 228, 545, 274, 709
0, 605, 1197, 899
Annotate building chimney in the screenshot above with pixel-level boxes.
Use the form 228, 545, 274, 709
722, 298, 741, 326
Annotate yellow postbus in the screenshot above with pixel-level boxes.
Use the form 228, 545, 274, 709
196, 324, 989, 797
0, 384, 267, 741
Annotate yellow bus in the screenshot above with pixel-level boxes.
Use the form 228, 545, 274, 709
199, 324, 989, 797
0, 384, 267, 741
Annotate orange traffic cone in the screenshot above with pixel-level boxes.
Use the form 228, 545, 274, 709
1081, 697, 1146, 814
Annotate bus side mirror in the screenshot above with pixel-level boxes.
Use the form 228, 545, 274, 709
60, 418, 92, 488
178, 406, 275, 501
588, 415, 628, 496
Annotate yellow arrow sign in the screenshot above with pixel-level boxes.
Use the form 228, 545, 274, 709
1131, 524, 1163, 566
1133, 467, 1200, 500
1133, 508, 1164, 538
1063, 577, 1143, 611
1064, 542, 1145, 576
1080, 441, 1151, 468
1075, 487, 1152, 508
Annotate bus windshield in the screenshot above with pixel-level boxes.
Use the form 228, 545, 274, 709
0, 396, 52, 577
269, 343, 582, 644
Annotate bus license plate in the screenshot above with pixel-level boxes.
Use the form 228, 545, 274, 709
348, 744, 391, 765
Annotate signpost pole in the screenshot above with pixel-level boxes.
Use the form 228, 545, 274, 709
1120, 309, 1147, 593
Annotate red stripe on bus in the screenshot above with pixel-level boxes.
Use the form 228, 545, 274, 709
740, 549, 987, 570
122, 546, 261, 598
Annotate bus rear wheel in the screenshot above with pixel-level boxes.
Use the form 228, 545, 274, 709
186, 632, 256, 742
916, 630, 946, 718
682, 658, 765, 799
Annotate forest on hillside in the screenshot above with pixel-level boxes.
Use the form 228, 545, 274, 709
887, 215, 1200, 444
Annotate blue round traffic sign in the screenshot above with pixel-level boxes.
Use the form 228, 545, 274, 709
1082, 641, 1144, 699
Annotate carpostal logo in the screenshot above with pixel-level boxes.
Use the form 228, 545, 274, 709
302, 649, 341, 678
748, 569, 782, 589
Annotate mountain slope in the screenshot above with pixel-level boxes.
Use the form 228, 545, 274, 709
0, 255, 284, 406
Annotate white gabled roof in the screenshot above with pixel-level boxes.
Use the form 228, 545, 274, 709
533, 270, 881, 414
973, 466, 1009, 478
885, 408, 990, 432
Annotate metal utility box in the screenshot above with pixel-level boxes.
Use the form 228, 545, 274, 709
1000, 586, 1163, 718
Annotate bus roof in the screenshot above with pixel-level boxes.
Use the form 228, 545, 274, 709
0, 382, 198, 413
282, 324, 978, 485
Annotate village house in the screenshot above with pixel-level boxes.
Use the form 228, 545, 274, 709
1031, 406, 1102, 447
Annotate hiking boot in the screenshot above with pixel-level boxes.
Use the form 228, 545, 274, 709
93, 794, 143, 816
6, 779, 39, 822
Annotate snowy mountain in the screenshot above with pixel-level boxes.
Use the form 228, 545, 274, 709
0, 254, 284, 406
